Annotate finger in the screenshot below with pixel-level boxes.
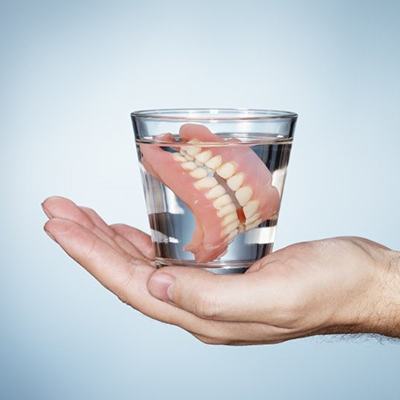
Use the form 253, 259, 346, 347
44, 217, 281, 341
44, 217, 136, 297
147, 266, 288, 324
80, 207, 149, 261
79, 206, 116, 236
42, 196, 126, 256
44, 217, 166, 314
110, 224, 155, 259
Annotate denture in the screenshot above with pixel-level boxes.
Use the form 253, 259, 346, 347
140, 124, 280, 262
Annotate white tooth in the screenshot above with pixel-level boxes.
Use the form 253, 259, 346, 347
226, 228, 239, 242
205, 184, 226, 199
223, 220, 239, 235
195, 150, 212, 164
188, 139, 200, 144
243, 200, 259, 218
172, 153, 187, 162
205, 155, 223, 170
179, 147, 188, 154
216, 162, 236, 179
181, 161, 197, 170
222, 212, 238, 226
194, 177, 218, 190
185, 145, 201, 157
245, 218, 262, 230
180, 147, 194, 159
213, 194, 232, 209
246, 212, 260, 224
227, 172, 245, 191
235, 186, 253, 206
190, 167, 208, 179
217, 203, 236, 217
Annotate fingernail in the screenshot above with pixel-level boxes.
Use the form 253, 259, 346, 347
44, 227, 56, 241
41, 203, 53, 219
148, 273, 175, 302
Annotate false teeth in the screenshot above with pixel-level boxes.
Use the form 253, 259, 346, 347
235, 186, 253, 206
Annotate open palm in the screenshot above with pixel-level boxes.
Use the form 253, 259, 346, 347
42, 196, 394, 344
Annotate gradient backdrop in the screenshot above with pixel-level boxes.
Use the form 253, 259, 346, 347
1, 1, 399, 399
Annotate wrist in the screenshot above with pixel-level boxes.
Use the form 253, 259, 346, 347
322, 245, 400, 338
363, 249, 400, 338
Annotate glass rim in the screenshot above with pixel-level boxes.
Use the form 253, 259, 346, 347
131, 108, 298, 121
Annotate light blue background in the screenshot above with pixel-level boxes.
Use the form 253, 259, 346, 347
1, 1, 399, 399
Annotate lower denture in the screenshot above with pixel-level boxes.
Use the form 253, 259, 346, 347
140, 123, 280, 262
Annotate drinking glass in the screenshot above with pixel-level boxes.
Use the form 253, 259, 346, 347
131, 108, 297, 274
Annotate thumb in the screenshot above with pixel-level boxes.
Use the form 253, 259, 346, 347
147, 266, 273, 322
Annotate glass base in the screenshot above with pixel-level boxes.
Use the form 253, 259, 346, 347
155, 257, 249, 274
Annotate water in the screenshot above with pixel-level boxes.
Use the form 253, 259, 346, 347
136, 132, 292, 274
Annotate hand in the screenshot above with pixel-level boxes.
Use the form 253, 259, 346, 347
42, 196, 400, 345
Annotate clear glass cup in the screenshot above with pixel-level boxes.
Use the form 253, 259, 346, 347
131, 108, 297, 274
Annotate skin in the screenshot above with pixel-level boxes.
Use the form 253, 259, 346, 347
42, 196, 400, 345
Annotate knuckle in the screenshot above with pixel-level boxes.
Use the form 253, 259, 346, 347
109, 224, 125, 240
193, 292, 221, 320
115, 267, 136, 305
82, 207, 96, 221
83, 235, 98, 260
